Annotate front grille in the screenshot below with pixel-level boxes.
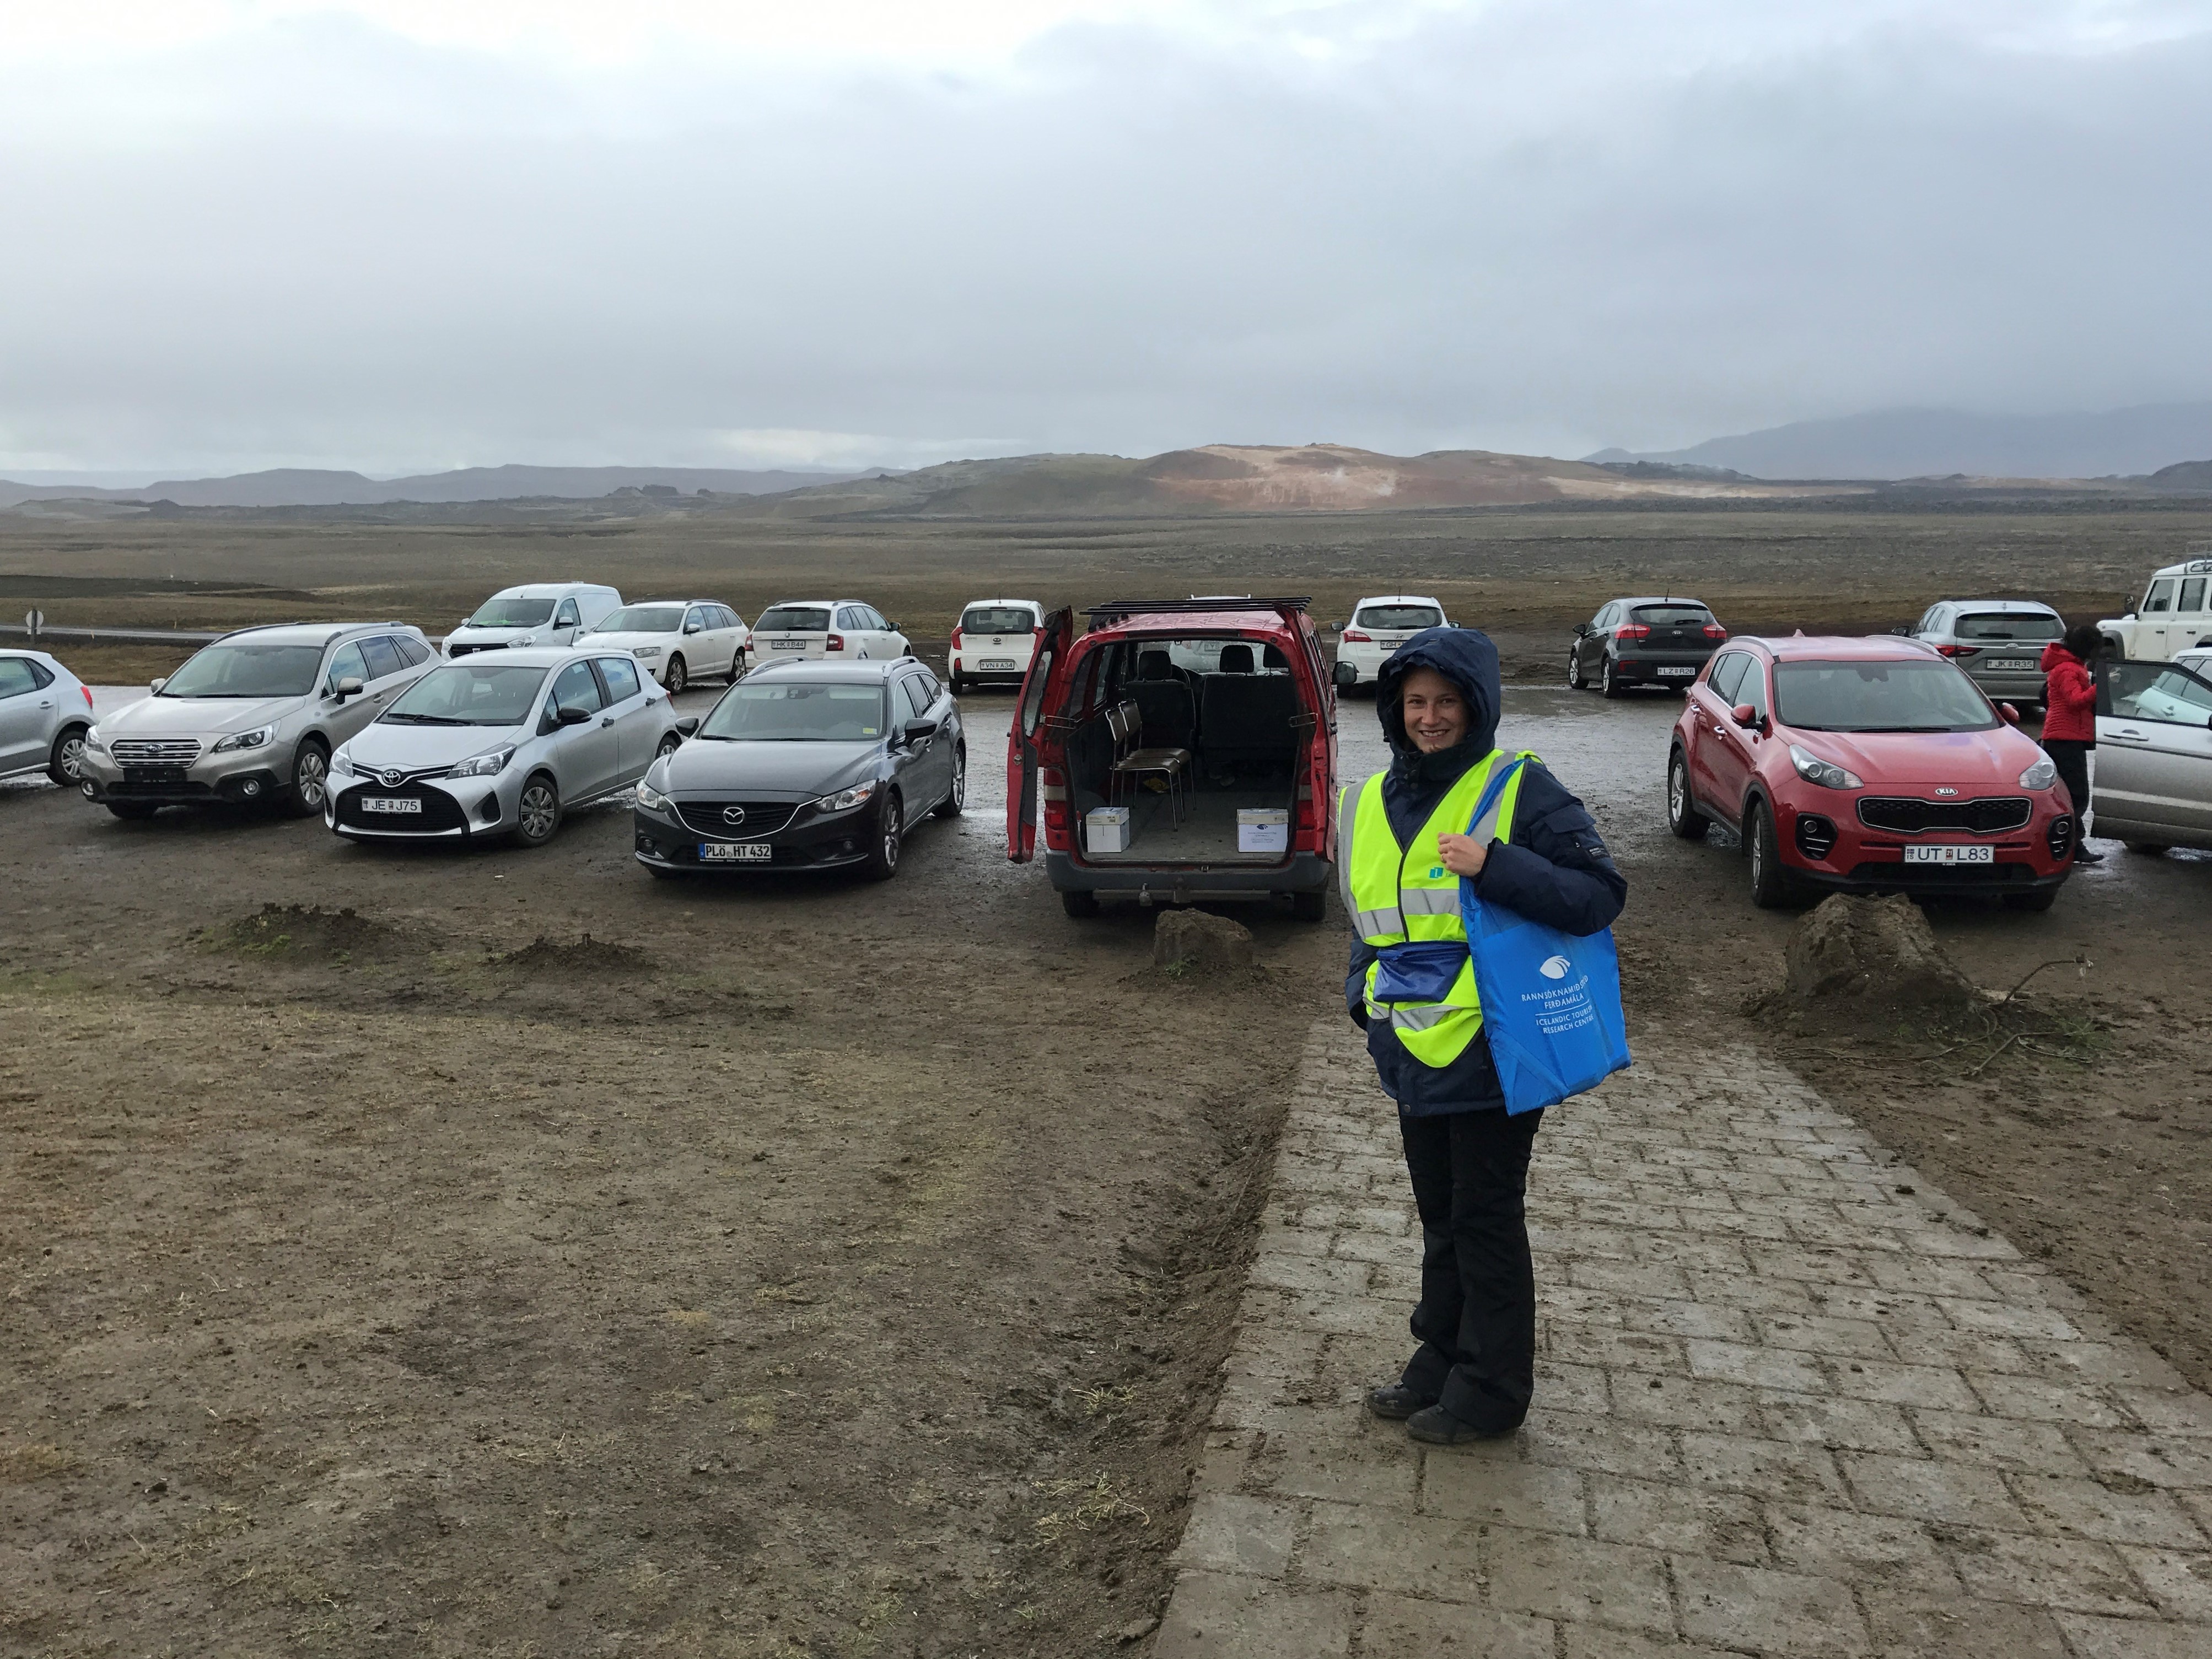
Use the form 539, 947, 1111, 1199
1795, 814, 1838, 860
1857, 796, 2032, 836
446, 642, 503, 659
111, 738, 202, 764
676, 800, 801, 838
335, 785, 469, 833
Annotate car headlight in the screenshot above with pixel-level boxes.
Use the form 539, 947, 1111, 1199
1789, 744, 1863, 790
448, 746, 516, 779
636, 780, 672, 811
516, 633, 537, 647
2019, 756, 2058, 790
211, 723, 277, 754
632, 645, 661, 658
812, 781, 877, 813
84, 726, 105, 752
331, 745, 352, 773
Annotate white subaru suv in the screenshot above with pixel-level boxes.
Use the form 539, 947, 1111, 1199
1332, 595, 1450, 688
2102, 552, 2212, 661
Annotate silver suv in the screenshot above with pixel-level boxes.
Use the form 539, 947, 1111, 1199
1903, 599, 2064, 711
78, 622, 436, 819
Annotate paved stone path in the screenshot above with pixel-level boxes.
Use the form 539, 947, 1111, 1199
1156, 1020, 2212, 1658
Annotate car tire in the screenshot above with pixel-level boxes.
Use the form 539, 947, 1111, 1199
1567, 649, 1586, 691
1745, 799, 1801, 909
1666, 749, 1710, 841
49, 724, 89, 787
860, 791, 902, 881
513, 773, 562, 848
933, 746, 966, 818
1601, 656, 1626, 699
285, 738, 330, 817
665, 655, 688, 695
655, 731, 683, 762
1290, 889, 1327, 922
951, 673, 968, 695
105, 801, 159, 821
1061, 888, 1101, 918
2125, 842, 2170, 857
2002, 889, 2059, 913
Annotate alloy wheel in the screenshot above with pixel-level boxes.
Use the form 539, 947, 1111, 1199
666, 656, 687, 694
53, 732, 87, 783
294, 747, 328, 811
519, 780, 559, 843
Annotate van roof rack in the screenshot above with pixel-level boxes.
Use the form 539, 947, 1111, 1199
1085, 596, 1311, 626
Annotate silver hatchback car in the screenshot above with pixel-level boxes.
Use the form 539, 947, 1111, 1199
0, 649, 96, 788
326, 648, 693, 847
1904, 599, 2064, 711
79, 622, 437, 818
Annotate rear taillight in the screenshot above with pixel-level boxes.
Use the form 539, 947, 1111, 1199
1341, 628, 1371, 643
1614, 623, 1651, 642
1703, 623, 1728, 641
1041, 765, 1070, 844
826, 633, 845, 652
81, 685, 94, 710
1936, 644, 1969, 657
950, 627, 964, 650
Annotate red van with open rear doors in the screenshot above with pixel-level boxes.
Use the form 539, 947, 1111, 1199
1005, 597, 1339, 918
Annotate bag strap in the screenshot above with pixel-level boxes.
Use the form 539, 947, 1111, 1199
1465, 755, 1527, 844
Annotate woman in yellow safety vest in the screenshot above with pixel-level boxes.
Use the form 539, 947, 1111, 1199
1343, 627, 1626, 1443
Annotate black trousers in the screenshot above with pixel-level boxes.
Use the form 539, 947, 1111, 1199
1396, 1104, 1545, 1432
2043, 739, 2092, 829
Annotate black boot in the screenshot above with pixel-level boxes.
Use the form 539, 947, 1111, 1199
2073, 842, 2105, 865
1406, 1403, 1517, 1445
1364, 1382, 1438, 1421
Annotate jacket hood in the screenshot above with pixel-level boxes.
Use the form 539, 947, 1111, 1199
1375, 627, 1503, 785
2039, 641, 2076, 671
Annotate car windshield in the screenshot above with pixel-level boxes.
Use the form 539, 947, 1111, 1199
1356, 605, 1443, 631
594, 606, 684, 634
1955, 612, 2061, 642
1632, 605, 1715, 627
381, 663, 548, 725
1774, 659, 1996, 731
756, 606, 832, 633
698, 682, 885, 741
961, 606, 1035, 634
160, 642, 326, 698
468, 596, 555, 628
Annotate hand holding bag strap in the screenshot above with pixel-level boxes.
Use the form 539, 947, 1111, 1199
1463, 756, 1526, 848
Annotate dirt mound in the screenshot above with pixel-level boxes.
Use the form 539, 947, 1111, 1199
1765, 894, 1981, 1023
211, 903, 418, 961
488, 933, 653, 979
1154, 909, 1256, 971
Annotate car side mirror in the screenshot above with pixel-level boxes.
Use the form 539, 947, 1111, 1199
2000, 703, 2021, 724
150, 677, 168, 695
557, 704, 592, 726
683, 622, 702, 634
902, 718, 938, 745
1573, 622, 1589, 637
1731, 703, 1759, 729
675, 717, 699, 736
1890, 626, 1909, 635
331, 676, 364, 701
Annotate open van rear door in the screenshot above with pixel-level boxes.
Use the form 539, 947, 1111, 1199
1007, 607, 1074, 862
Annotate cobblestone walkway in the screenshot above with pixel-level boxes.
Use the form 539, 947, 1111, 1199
1157, 1020, 2212, 1658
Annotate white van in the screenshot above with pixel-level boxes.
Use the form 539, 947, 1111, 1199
445, 583, 622, 659
947, 599, 1043, 692
2101, 553, 2212, 661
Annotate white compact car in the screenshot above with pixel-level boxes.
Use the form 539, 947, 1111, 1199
1332, 594, 1450, 688
326, 648, 691, 847
0, 648, 95, 788
2101, 553, 2212, 661
946, 599, 1042, 692
2092, 655, 2212, 855
582, 600, 749, 693
445, 582, 622, 659
750, 600, 910, 662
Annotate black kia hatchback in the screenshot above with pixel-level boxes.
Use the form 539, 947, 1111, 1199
1568, 595, 1729, 698
631, 658, 964, 880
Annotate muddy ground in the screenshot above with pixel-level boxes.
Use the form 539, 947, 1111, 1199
4, 502, 2212, 1655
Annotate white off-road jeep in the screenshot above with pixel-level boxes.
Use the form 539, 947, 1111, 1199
2101, 550, 2212, 661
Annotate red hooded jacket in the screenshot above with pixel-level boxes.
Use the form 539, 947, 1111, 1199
2039, 642, 2096, 743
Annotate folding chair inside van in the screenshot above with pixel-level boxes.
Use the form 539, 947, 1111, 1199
1107, 699, 1193, 826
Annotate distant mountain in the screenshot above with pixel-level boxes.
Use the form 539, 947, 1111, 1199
0, 464, 878, 509
2146, 458, 2212, 491
1587, 402, 2212, 480
735, 443, 1842, 518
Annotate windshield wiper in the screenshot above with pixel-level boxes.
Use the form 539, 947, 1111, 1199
384, 712, 468, 724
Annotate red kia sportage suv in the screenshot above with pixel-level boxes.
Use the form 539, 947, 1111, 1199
1667, 635, 2076, 910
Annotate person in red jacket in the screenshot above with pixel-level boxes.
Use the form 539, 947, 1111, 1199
2039, 623, 2102, 864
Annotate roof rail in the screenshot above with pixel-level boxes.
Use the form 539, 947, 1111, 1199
1085, 596, 1312, 626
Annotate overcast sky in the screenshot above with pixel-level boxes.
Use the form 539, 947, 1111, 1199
3, 0, 2208, 477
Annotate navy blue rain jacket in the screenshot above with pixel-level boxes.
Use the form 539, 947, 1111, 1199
1346, 627, 1628, 1116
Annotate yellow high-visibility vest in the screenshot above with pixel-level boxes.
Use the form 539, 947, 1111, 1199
1336, 750, 1533, 1068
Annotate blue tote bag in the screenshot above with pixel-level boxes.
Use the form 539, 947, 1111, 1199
1461, 760, 1632, 1114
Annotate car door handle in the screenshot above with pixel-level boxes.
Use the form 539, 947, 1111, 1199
2109, 728, 2148, 741
601, 715, 615, 727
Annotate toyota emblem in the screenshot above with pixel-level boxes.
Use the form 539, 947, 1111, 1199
722, 805, 747, 826
380, 768, 405, 789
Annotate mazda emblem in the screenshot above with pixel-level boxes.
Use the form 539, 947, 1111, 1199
722, 805, 747, 826
380, 768, 405, 789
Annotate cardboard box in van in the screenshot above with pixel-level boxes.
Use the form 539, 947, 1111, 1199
1086, 806, 1132, 854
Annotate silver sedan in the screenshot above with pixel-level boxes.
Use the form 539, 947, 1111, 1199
325, 648, 693, 847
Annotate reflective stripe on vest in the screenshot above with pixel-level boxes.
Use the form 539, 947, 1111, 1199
1342, 750, 1535, 1069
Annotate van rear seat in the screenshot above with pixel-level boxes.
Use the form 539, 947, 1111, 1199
1199, 672, 1300, 771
